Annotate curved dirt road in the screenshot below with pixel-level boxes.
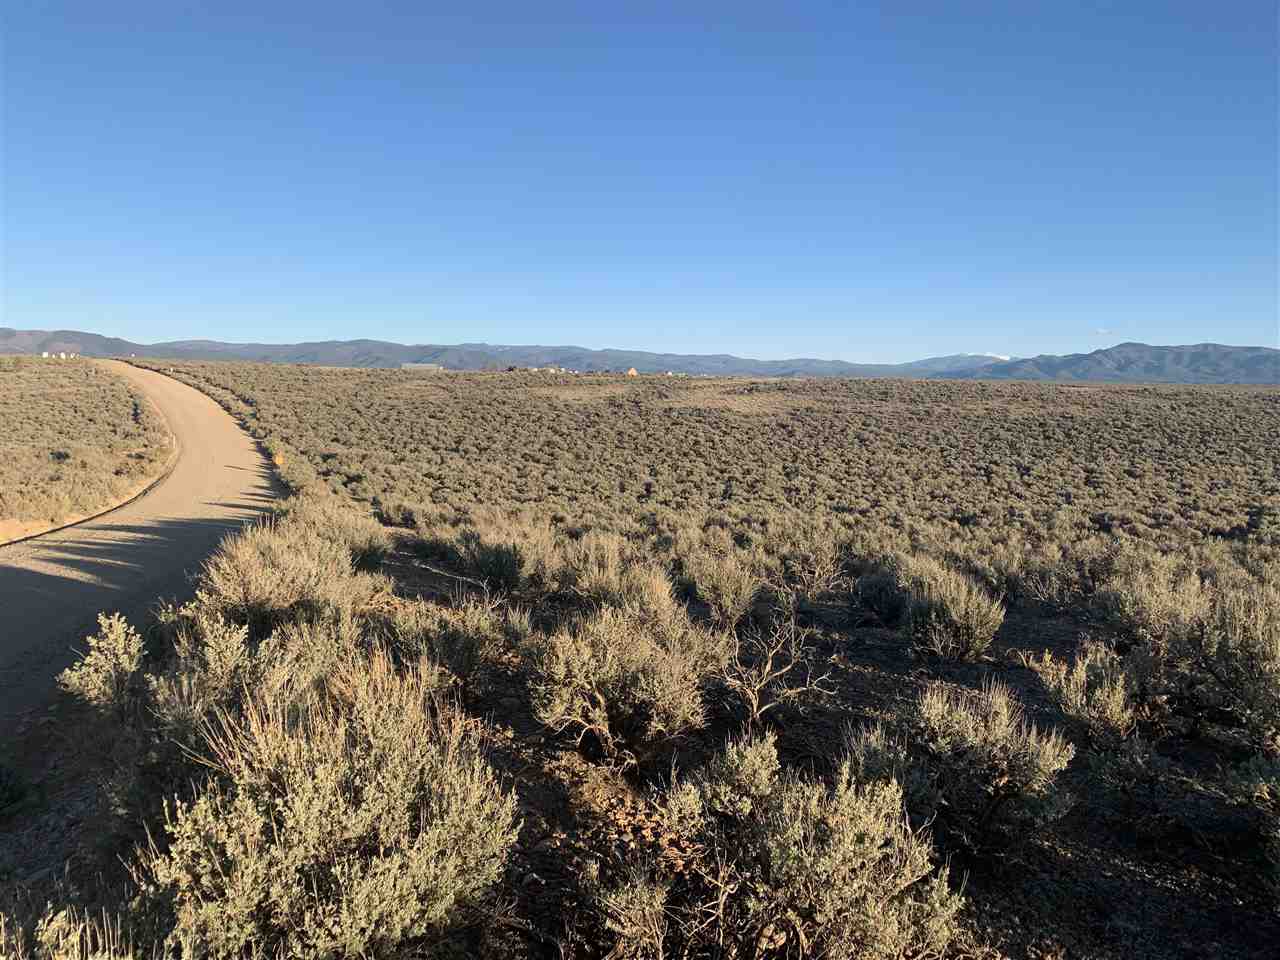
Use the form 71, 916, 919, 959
0, 361, 277, 738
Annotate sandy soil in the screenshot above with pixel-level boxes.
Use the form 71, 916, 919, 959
0, 360, 278, 740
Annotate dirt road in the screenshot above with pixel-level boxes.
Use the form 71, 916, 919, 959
0, 361, 277, 738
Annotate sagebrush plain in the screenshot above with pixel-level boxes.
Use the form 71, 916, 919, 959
3, 361, 1278, 959
0, 357, 170, 540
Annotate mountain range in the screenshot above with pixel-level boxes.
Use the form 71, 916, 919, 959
2, 328, 1276, 384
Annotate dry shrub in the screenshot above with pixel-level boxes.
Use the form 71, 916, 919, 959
0, 907, 143, 960
58, 613, 146, 720
147, 609, 254, 746
684, 546, 763, 632
773, 519, 845, 599
1181, 574, 1280, 749
276, 494, 391, 570
527, 595, 726, 766
901, 557, 1005, 661
374, 496, 425, 528
0, 357, 170, 526
134, 649, 517, 958
197, 517, 391, 637
376, 596, 507, 684
857, 563, 907, 626
435, 510, 564, 594
1031, 639, 1137, 746
848, 680, 1075, 848
1096, 547, 1211, 646
719, 608, 832, 730
560, 530, 631, 603
1099, 548, 1278, 747
598, 733, 963, 959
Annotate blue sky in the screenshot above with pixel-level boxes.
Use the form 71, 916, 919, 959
3, 2, 1276, 361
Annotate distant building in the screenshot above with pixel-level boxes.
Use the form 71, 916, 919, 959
626, 367, 639, 377
41, 351, 49, 358
401, 362, 444, 372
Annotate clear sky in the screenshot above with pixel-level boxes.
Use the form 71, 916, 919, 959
2, 2, 1276, 361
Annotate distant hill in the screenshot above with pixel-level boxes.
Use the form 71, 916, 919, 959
1, 328, 1275, 383
945, 342, 1279, 385
0, 328, 1007, 377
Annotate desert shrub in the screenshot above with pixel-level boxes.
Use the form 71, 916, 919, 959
559, 530, 630, 603
252, 614, 370, 704
900, 557, 1005, 661
58, 613, 146, 720
684, 546, 763, 632
1031, 639, 1137, 746
277, 494, 391, 570
376, 596, 507, 685
1095, 550, 1279, 747
1223, 754, 1280, 897
432, 511, 565, 594
526, 604, 725, 766
857, 562, 908, 625
1096, 547, 1211, 646
1179, 575, 1280, 749
718, 608, 832, 730
773, 520, 845, 599
597, 733, 963, 959
134, 649, 517, 958
475, 511, 562, 589
146, 609, 254, 747
848, 680, 1074, 848
455, 529, 523, 592
197, 517, 391, 637
0, 907, 143, 960
374, 496, 425, 528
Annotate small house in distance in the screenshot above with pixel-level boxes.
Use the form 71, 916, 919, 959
626, 367, 638, 377
401, 362, 444, 373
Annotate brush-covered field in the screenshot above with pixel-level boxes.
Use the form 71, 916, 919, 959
0, 358, 171, 538
4, 361, 1278, 959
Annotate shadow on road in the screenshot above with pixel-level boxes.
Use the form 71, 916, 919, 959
0, 460, 280, 732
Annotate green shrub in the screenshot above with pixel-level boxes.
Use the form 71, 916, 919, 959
901, 557, 1005, 662
135, 650, 517, 958
598, 733, 963, 959
848, 680, 1074, 848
